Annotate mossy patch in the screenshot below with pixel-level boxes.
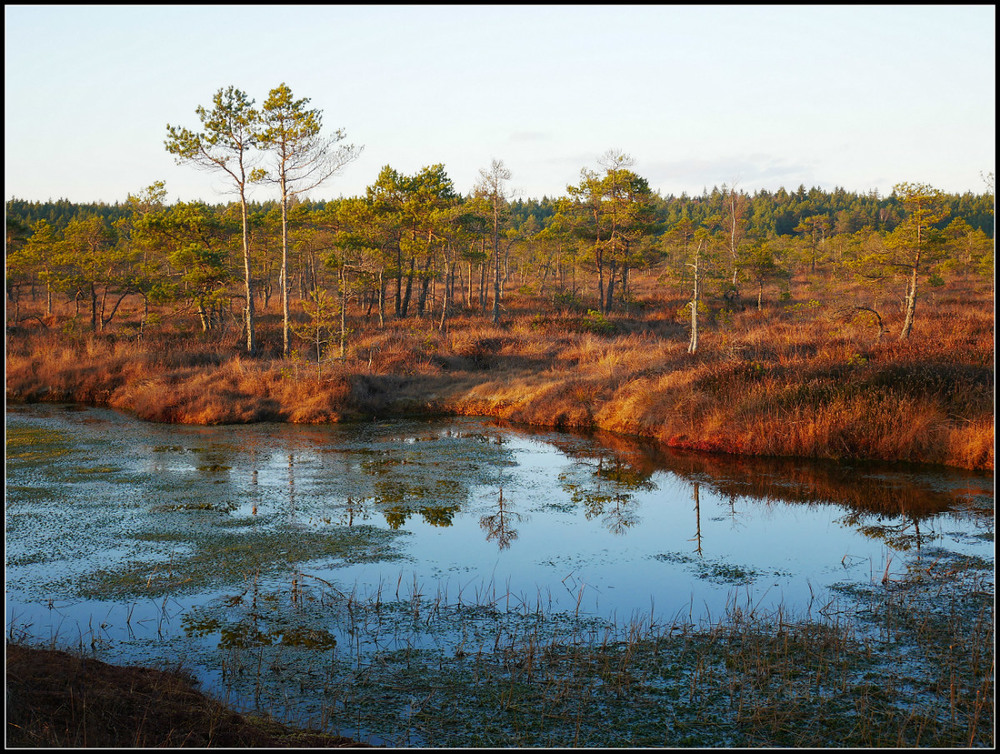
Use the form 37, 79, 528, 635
653, 552, 788, 585
76, 526, 406, 599
218, 557, 987, 747
72, 465, 121, 475
5, 426, 73, 463
151, 501, 238, 514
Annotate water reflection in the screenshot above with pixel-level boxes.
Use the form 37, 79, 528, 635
340, 496, 360, 527
839, 509, 933, 552
520, 422, 993, 552
558, 454, 649, 536
6, 404, 992, 628
351, 429, 518, 531
479, 484, 522, 550
6, 403, 993, 752
691, 482, 703, 556
287, 453, 296, 526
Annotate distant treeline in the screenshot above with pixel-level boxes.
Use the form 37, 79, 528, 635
6, 183, 995, 239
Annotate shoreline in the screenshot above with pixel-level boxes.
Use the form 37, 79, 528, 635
6, 359, 993, 473
6, 284, 994, 474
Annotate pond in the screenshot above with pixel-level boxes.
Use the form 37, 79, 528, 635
5, 402, 994, 744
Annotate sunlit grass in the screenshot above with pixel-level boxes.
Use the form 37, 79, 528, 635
5, 274, 993, 469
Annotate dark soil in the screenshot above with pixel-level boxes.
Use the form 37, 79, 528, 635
5, 643, 370, 748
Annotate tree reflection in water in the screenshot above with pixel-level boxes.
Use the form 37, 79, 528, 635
691, 482, 703, 556
559, 454, 651, 536
480, 484, 522, 550
522, 421, 992, 555
838, 510, 934, 553
341, 495, 360, 527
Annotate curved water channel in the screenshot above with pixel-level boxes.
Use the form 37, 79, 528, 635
5, 402, 994, 742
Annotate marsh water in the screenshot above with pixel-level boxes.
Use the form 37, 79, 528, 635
5, 402, 994, 742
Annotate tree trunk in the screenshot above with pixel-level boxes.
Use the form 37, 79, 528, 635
899, 262, 919, 341
99, 285, 108, 332
400, 256, 415, 318
197, 300, 210, 332
621, 263, 630, 314
416, 255, 432, 316
439, 256, 452, 332
339, 266, 347, 361
101, 290, 132, 331
689, 240, 703, 355
466, 260, 472, 307
538, 259, 551, 297
89, 283, 98, 331
281, 183, 290, 358
394, 246, 403, 318
241, 191, 255, 355
479, 260, 487, 314
605, 259, 617, 314
377, 269, 386, 328
492, 243, 501, 324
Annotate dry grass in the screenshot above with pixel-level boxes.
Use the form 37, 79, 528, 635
5, 274, 994, 470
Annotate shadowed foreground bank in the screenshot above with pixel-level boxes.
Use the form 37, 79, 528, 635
5, 644, 368, 748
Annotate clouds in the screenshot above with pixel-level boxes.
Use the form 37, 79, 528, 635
643, 155, 818, 196
507, 131, 551, 144
4, 5, 994, 203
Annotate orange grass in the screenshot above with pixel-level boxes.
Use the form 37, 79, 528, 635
5, 274, 994, 470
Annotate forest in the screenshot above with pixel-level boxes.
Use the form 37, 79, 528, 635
4, 85, 996, 472
5, 171, 995, 343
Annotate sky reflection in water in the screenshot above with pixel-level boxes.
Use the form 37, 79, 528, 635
6, 402, 994, 653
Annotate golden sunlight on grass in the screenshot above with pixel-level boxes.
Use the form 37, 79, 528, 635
5, 275, 994, 470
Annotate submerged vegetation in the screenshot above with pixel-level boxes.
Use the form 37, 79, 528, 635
5, 400, 993, 747
7, 544, 993, 747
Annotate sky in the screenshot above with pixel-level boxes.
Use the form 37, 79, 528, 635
4, 4, 996, 206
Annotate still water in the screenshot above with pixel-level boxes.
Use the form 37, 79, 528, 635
5, 402, 994, 730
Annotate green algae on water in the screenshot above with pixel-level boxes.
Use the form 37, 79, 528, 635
5, 426, 74, 463
76, 526, 407, 599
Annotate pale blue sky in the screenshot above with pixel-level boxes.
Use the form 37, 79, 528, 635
5, 4, 995, 205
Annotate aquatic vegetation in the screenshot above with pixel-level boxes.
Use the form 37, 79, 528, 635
653, 552, 790, 586
5, 425, 73, 463
5, 404, 993, 747
151, 501, 239, 513
156, 550, 991, 747
77, 526, 407, 599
